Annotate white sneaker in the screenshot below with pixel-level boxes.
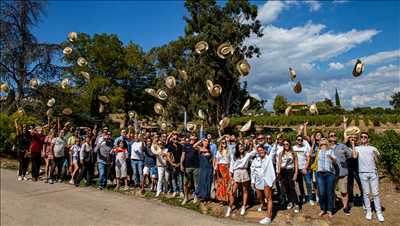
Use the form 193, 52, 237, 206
259, 217, 271, 225
287, 202, 293, 210
69, 180, 74, 185
23, 176, 28, 181
240, 206, 246, 216
309, 200, 315, 206
377, 212, 385, 222
294, 205, 300, 213
181, 198, 187, 205
155, 191, 161, 197
365, 211, 372, 221
193, 196, 198, 204
257, 205, 263, 212
171, 192, 176, 197
180, 192, 184, 198
17, 176, 22, 181
226, 207, 232, 217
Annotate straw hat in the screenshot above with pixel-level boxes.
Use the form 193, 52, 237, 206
289, 67, 296, 81
210, 84, 222, 97
352, 59, 364, 77
61, 78, 70, 89
145, 88, 156, 97
236, 59, 251, 76
128, 110, 137, 119
79, 71, 90, 80
186, 122, 197, 132
195, 41, 209, 54
98, 96, 110, 104
198, 109, 206, 120
151, 144, 162, 155
154, 103, 164, 115
344, 126, 361, 138
0, 83, 9, 93
161, 122, 167, 130
165, 76, 176, 89
99, 103, 104, 113
62, 108, 73, 116
240, 120, 252, 132
285, 106, 292, 116
178, 69, 188, 81
68, 32, 78, 42
77, 57, 88, 67
156, 89, 168, 101
29, 78, 39, 89
309, 104, 318, 114
241, 98, 251, 113
219, 117, 230, 130
216, 42, 234, 59
293, 81, 302, 93
47, 98, 55, 107
46, 108, 53, 117
16, 107, 25, 116
63, 47, 72, 55
206, 80, 214, 93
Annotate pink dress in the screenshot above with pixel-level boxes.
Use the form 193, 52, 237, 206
42, 136, 54, 159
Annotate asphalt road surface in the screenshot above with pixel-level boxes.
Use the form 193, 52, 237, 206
1, 169, 253, 226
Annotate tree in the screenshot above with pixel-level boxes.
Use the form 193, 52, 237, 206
273, 95, 287, 114
0, 0, 60, 112
316, 98, 334, 114
335, 88, 341, 107
149, 0, 263, 125
390, 91, 400, 109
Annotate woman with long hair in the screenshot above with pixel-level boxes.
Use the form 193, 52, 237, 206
69, 137, 81, 184
277, 139, 300, 213
214, 138, 231, 205
14, 120, 31, 181
194, 138, 213, 202
42, 129, 55, 184
226, 143, 257, 217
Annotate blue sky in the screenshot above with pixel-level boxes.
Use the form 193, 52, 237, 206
32, 0, 400, 109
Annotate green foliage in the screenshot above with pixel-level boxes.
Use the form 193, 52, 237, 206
273, 95, 288, 114
316, 98, 334, 114
335, 88, 341, 107
390, 91, 400, 109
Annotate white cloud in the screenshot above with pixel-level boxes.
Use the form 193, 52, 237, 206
257, 1, 286, 24
305, 0, 321, 11
348, 49, 400, 66
328, 62, 345, 70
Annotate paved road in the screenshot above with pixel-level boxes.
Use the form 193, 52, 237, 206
1, 169, 253, 226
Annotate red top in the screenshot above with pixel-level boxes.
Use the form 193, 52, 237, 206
30, 132, 45, 153
112, 147, 127, 153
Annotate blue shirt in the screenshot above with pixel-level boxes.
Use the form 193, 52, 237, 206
317, 149, 336, 174
210, 143, 218, 157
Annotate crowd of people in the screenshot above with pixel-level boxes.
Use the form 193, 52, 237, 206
13, 118, 385, 224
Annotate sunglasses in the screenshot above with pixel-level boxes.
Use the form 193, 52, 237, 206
329, 134, 336, 137
296, 139, 302, 141
361, 135, 368, 139
284, 143, 290, 146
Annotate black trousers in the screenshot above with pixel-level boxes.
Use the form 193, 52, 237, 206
348, 168, 363, 203
18, 151, 30, 177
281, 168, 299, 205
75, 161, 94, 185
52, 157, 65, 180
31, 152, 42, 178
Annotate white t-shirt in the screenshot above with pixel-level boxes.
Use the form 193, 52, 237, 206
215, 151, 230, 165
293, 145, 310, 170
52, 137, 66, 157
356, 145, 379, 173
131, 141, 144, 160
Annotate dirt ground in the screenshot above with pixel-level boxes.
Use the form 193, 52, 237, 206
1, 157, 399, 225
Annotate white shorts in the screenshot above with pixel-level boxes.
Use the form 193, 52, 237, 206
143, 166, 150, 175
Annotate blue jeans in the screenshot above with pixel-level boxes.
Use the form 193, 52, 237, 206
131, 160, 144, 186
298, 169, 313, 202
170, 167, 184, 193
98, 161, 109, 188
316, 171, 336, 212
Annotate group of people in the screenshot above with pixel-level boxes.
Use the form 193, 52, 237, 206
13, 118, 385, 224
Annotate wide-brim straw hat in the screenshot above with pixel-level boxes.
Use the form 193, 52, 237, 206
309, 104, 318, 114
156, 89, 168, 101
206, 80, 214, 93
240, 120, 252, 132
186, 122, 197, 132
165, 76, 176, 89
154, 103, 164, 115
68, 32, 78, 42
289, 67, 296, 81
219, 117, 230, 130
352, 59, 364, 77
62, 108, 73, 116
241, 98, 251, 113
195, 41, 209, 54
217, 42, 234, 59
47, 98, 56, 107
0, 83, 9, 93
151, 144, 162, 155
29, 78, 39, 89
145, 88, 156, 96
98, 95, 110, 104
16, 107, 25, 116
293, 81, 302, 93
344, 126, 361, 138
79, 71, 90, 80
128, 110, 137, 119
198, 109, 206, 120
77, 57, 88, 67
210, 84, 222, 97
160, 122, 167, 130
61, 78, 69, 89
178, 69, 188, 81
236, 59, 251, 76
63, 47, 73, 55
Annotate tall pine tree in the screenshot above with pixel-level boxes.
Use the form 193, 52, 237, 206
335, 88, 341, 107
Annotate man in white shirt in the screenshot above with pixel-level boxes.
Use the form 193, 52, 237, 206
351, 132, 384, 222
130, 134, 144, 189
293, 135, 313, 205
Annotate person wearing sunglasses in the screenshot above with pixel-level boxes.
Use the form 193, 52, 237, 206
277, 139, 300, 213
351, 132, 384, 222
328, 131, 352, 215
293, 135, 313, 206
315, 138, 336, 217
